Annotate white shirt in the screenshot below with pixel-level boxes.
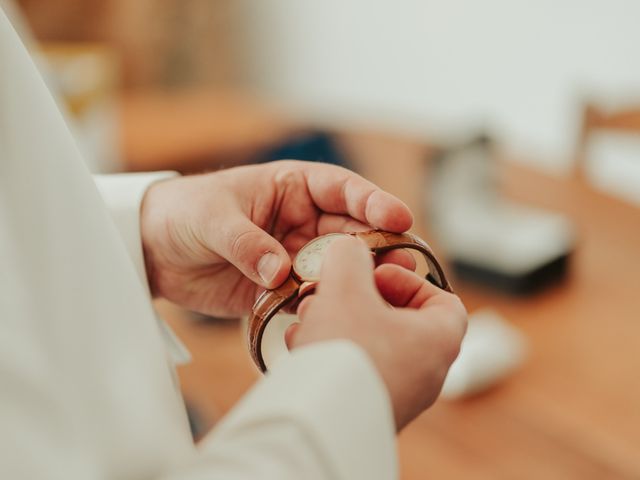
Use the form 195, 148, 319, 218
0, 7, 396, 479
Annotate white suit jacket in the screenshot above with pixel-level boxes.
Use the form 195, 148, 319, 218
0, 8, 397, 480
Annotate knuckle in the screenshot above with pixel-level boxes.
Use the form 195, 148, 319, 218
441, 294, 468, 334
426, 328, 461, 366
273, 164, 302, 186
271, 159, 297, 168
229, 228, 263, 261
442, 333, 463, 364
430, 307, 467, 364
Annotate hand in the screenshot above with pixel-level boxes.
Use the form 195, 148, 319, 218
140, 160, 414, 317
286, 236, 467, 430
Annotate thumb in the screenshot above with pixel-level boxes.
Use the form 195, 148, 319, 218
217, 216, 291, 288
317, 235, 378, 299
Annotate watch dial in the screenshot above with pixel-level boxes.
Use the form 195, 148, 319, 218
293, 233, 349, 281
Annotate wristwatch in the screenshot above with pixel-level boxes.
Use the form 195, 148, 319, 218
247, 230, 453, 372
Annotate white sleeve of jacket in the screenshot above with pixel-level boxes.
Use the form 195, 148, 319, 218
2, 5, 398, 477
93, 172, 178, 289
164, 340, 398, 480
93, 172, 192, 366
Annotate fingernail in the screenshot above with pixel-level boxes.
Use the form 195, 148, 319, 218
258, 253, 281, 285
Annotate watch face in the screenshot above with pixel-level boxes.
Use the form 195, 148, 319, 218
293, 233, 349, 281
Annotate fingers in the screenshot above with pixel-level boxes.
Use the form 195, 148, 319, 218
316, 211, 416, 270
295, 294, 315, 319
375, 263, 467, 344
284, 322, 300, 349
375, 249, 416, 271
317, 213, 371, 235
302, 163, 413, 233
374, 263, 448, 309
317, 236, 379, 299
316, 216, 415, 270
217, 216, 291, 288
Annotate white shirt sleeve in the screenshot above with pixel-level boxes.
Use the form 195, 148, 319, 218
163, 340, 398, 480
93, 172, 178, 289
93, 172, 192, 366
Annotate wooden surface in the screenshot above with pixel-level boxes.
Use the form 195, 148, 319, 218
342, 132, 640, 479
133, 99, 640, 479
575, 102, 640, 179
119, 89, 298, 172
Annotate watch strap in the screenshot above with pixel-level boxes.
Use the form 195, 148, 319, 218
354, 231, 453, 292
247, 276, 300, 372
248, 230, 453, 373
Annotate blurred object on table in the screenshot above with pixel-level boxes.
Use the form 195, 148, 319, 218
441, 308, 527, 399
39, 42, 121, 172
428, 134, 575, 295
576, 101, 640, 206
256, 130, 351, 169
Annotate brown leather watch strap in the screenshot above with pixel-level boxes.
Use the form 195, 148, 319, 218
247, 276, 299, 372
354, 231, 453, 293
247, 230, 453, 373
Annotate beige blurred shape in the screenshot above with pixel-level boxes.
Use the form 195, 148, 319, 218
15, 0, 243, 89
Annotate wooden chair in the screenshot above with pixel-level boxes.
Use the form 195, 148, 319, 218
575, 101, 640, 180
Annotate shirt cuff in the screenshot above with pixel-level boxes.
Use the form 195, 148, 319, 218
93, 171, 178, 290
201, 340, 398, 479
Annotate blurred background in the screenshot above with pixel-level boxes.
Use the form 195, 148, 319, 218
4, 0, 639, 478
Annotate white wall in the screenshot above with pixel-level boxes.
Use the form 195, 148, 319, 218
240, 0, 640, 171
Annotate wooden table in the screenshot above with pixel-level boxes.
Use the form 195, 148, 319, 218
119, 88, 299, 172
341, 132, 640, 479
126, 97, 640, 479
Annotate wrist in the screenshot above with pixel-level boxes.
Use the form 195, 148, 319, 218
139, 177, 174, 297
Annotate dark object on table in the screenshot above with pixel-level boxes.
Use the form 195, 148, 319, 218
427, 134, 575, 295
451, 251, 571, 295
256, 130, 351, 168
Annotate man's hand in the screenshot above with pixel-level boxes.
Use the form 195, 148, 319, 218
287, 236, 467, 430
140, 160, 413, 317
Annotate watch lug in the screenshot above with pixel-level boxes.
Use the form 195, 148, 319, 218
298, 281, 318, 298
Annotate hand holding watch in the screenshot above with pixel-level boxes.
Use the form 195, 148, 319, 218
247, 230, 453, 372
